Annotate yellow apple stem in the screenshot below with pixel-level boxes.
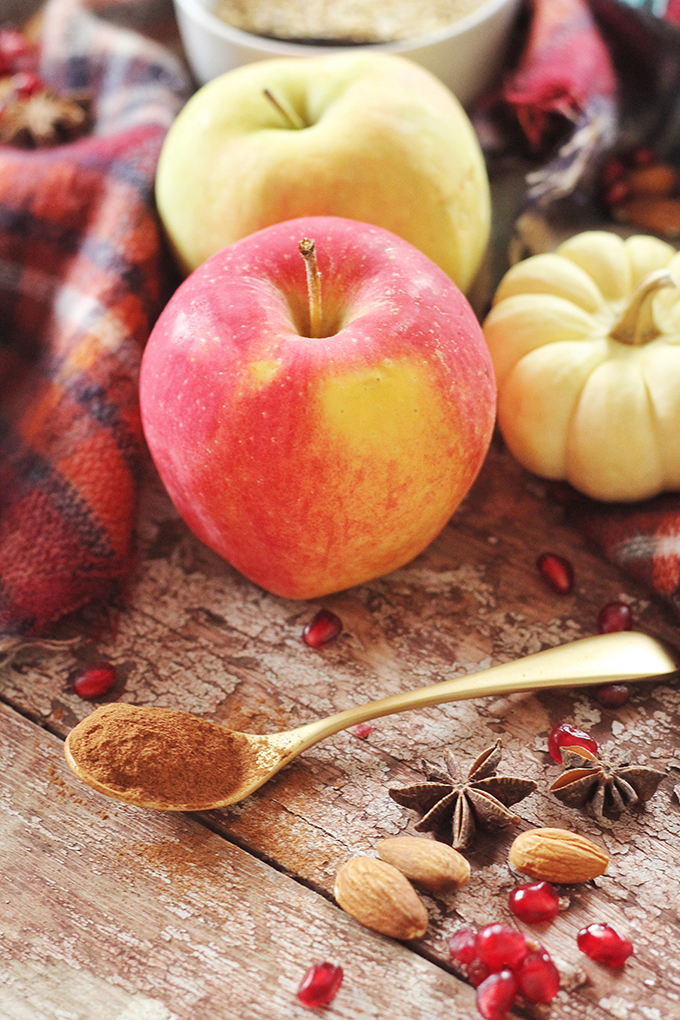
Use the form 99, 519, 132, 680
262, 88, 305, 130
609, 268, 677, 345
299, 238, 323, 338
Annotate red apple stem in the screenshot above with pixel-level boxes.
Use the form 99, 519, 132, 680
263, 88, 305, 130
299, 238, 322, 338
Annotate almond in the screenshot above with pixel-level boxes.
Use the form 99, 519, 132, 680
626, 163, 678, 197
613, 196, 680, 238
334, 856, 428, 939
376, 836, 470, 894
508, 827, 609, 883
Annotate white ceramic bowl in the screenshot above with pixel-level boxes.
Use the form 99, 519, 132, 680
173, 0, 523, 106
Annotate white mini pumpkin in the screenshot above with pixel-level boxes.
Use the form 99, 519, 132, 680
483, 231, 680, 501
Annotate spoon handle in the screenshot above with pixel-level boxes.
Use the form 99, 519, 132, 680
291, 631, 678, 751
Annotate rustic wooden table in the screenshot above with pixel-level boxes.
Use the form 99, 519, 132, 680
2, 427, 680, 1020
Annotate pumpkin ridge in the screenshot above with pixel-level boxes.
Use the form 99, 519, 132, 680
484, 230, 680, 502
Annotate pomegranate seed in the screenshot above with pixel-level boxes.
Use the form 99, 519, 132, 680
296, 962, 343, 1008
12, 70, 44, 98
577, 923, 633, 968
547, 722, 598, 762
604, 180, 630, 207
476, 924, 528, 971
476, 970, 518, 1020
601, 156, 625, 187
632, 145, 655, 166
302, 609, 342, 648
536, 552, 574, 595
516, 949, 560, 1003
0, 29, 36, 75
72, 662, 117, 699
508, 881, 560, 924
466, 958, 492, 988
354, 722, 372, 739
594, 683, 631, 708
449, 927, 478, 966
597, 601, 633, 634
545, 480, 580, 506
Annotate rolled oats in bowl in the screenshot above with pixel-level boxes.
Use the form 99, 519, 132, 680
173, 0, 523, 104
213, 0, 490, 44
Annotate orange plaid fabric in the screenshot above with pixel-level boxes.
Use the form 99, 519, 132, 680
0, 0, 188, 641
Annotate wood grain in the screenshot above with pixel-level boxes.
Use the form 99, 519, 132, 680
0, 701, 489, 1020
1, 442, 680, 1019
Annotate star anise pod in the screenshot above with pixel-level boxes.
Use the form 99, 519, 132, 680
0, 81, 90, 147
389, 740, 537, 850
550, 746, 665, 819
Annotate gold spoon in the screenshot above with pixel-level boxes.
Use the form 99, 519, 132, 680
65, 631, 678, 812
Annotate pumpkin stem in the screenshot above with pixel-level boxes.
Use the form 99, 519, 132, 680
610, 268, 677, 345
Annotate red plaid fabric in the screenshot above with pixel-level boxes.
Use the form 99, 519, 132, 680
575, 495, 680, 620
667, 0, 680, 24
502, 0, 617, 152
0, 0, 188, 644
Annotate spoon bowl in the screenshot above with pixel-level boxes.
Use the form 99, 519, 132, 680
65, 631, 679, 811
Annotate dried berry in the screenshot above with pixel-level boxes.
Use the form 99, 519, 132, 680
548, 722, 597, 763
601, 156, 625, 188
297, 962, 343, 1007
632, 146, 655, 166
604, 179, 631, 206
72, 662, 117, 700
597, 601, 633, 634
577, 923, 633, 967
302, 609, 342, 648
594, 683, 631, 709
508, 881, 560, 924
536, 552, 574, 594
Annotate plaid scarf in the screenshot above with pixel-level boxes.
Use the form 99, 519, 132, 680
0, 0, 189, 647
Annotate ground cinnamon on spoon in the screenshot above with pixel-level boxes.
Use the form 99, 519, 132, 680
68, 703, 255, 808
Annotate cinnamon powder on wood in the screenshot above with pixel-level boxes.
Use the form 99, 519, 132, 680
67, 703, 255, 808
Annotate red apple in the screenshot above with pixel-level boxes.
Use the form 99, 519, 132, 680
140, 216, 496, 599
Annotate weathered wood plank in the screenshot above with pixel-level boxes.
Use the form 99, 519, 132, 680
2, 444, 679, 1019
0, 701, 493, 1020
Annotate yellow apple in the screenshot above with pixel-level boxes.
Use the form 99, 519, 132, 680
155, 51, 490, 293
